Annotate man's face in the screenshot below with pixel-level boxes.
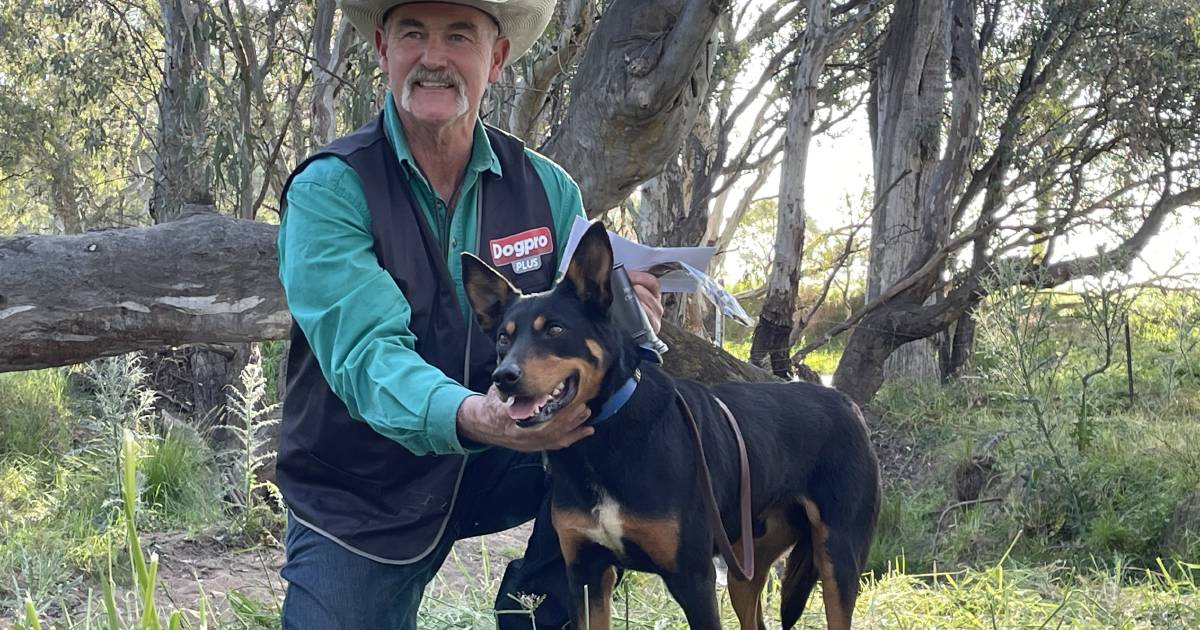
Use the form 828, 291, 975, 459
375, 3, 510, 130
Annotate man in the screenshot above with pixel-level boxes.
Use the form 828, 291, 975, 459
275, 1, 663, 628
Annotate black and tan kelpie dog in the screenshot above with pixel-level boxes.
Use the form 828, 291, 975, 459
462, 221, 880, 630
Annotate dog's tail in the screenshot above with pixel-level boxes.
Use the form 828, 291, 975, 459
779, 533, 819, 629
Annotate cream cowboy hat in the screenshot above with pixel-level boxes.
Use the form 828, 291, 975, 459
339, 0, 555, 66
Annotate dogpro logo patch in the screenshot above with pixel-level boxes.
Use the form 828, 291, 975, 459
490, 227, 553, 274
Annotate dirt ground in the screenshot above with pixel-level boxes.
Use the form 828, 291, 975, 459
142, 522, 536, 618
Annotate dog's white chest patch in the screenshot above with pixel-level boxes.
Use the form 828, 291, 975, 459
583, 493, 626, 555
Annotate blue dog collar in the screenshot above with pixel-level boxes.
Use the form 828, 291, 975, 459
587, 369, 641, 427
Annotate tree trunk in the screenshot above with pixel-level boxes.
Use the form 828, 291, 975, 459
151, 0, 213, 223
542, 0, 725, 214
636, 157, 691, 247
508, 0, 596, 143
749, 0, 834, 377
865, 0, 945, 383
748, 0, 881, 377
310, 1, 353, 149
941, 307, 976, 380
151, 0, 252, 420
46, 136, 86, 234
831, 0, 982, 404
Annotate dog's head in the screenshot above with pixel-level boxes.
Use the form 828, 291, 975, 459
461, 221, 634, 428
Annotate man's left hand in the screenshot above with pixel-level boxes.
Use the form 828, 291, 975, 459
627, 270, 663, 334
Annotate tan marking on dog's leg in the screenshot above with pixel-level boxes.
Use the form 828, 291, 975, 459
533, 315, 545, 331
621, 515, 680, 572
728, 507, 800, 630
585, 566, 617, 630
552, 508, 595, 566
727, 577, 765, 630
800, 498, 852, 630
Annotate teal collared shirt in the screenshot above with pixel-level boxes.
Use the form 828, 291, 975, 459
278, 92, 584, 456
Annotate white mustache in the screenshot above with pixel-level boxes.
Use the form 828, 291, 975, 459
400, 67, 469, 117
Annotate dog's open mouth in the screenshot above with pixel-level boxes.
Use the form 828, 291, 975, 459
502, 372, 579, 428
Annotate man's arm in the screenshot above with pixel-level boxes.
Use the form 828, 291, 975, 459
279, 157, 477, 456
281, 157, 598, 454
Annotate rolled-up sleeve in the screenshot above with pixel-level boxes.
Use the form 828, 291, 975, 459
278, 157, 474, 455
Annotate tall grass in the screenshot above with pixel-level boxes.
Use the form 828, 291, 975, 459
0, 369, 70, 457
417, 540, 1200, 628
2, 354, 224, 621
17, 430, 199, 629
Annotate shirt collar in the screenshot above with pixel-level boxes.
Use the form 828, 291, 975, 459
382, 90, 503, 179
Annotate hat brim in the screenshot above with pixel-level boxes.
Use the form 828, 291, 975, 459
340, 0, 554, 67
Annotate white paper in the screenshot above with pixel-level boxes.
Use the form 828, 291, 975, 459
558, 216, 715, 292
558, 217, 754, 326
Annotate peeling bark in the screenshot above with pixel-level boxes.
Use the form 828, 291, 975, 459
542, 0, 726, 214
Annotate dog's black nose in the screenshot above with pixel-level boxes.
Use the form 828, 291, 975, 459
493, 364, 522, 389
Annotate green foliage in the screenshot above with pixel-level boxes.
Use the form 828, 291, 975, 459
2, 297, 1199, 625
0, 447, 115, 611
140, 427, 221, 523
257, 340, 286, 409
722, 197, 779, 290
0, 369, 70, 457
83, 355, 158, 439
223, 350, 284, 543
867, 485, 941, 575
1, 354, 225, 619
415, 540, 1200, 628
869, 282, 1200, 574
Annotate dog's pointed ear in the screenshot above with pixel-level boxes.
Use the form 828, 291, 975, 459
461, 252, 520, 332
562, 220, 614, 311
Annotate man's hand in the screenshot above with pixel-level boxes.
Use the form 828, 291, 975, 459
456, 386, 594, 452
627, 270, 664, 334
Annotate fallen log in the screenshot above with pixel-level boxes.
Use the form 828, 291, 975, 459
0, 210, 773, 384
0, 209, 287, 372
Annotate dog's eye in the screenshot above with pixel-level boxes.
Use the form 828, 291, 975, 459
497, 332, 511, 345
546, 325, 564, 337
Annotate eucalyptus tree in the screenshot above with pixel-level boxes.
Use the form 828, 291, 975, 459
818, 0, 1200, 403
749, 0, 886, 376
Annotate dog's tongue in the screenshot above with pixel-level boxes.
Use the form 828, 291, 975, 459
506, 394, 551, 420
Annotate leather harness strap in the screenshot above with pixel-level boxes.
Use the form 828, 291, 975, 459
674, 391, 755, 582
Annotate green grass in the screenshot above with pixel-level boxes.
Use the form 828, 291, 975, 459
4, 296, 1200, 627
139, 426, 223, 527
417, 543, 1200, 628
0, 369, 70, 457
1, 358, 226, 620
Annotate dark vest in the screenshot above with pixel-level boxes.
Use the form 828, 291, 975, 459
276, 113, 556, 563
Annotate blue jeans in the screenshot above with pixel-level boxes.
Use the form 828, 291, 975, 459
280, 448, 572, 629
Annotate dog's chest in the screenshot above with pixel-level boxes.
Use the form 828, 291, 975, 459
578, 493, 627, 553
552, 489, 681, 571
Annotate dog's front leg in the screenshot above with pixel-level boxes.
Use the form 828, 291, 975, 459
662, 565, 723, 630
564, 545, 618, 630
